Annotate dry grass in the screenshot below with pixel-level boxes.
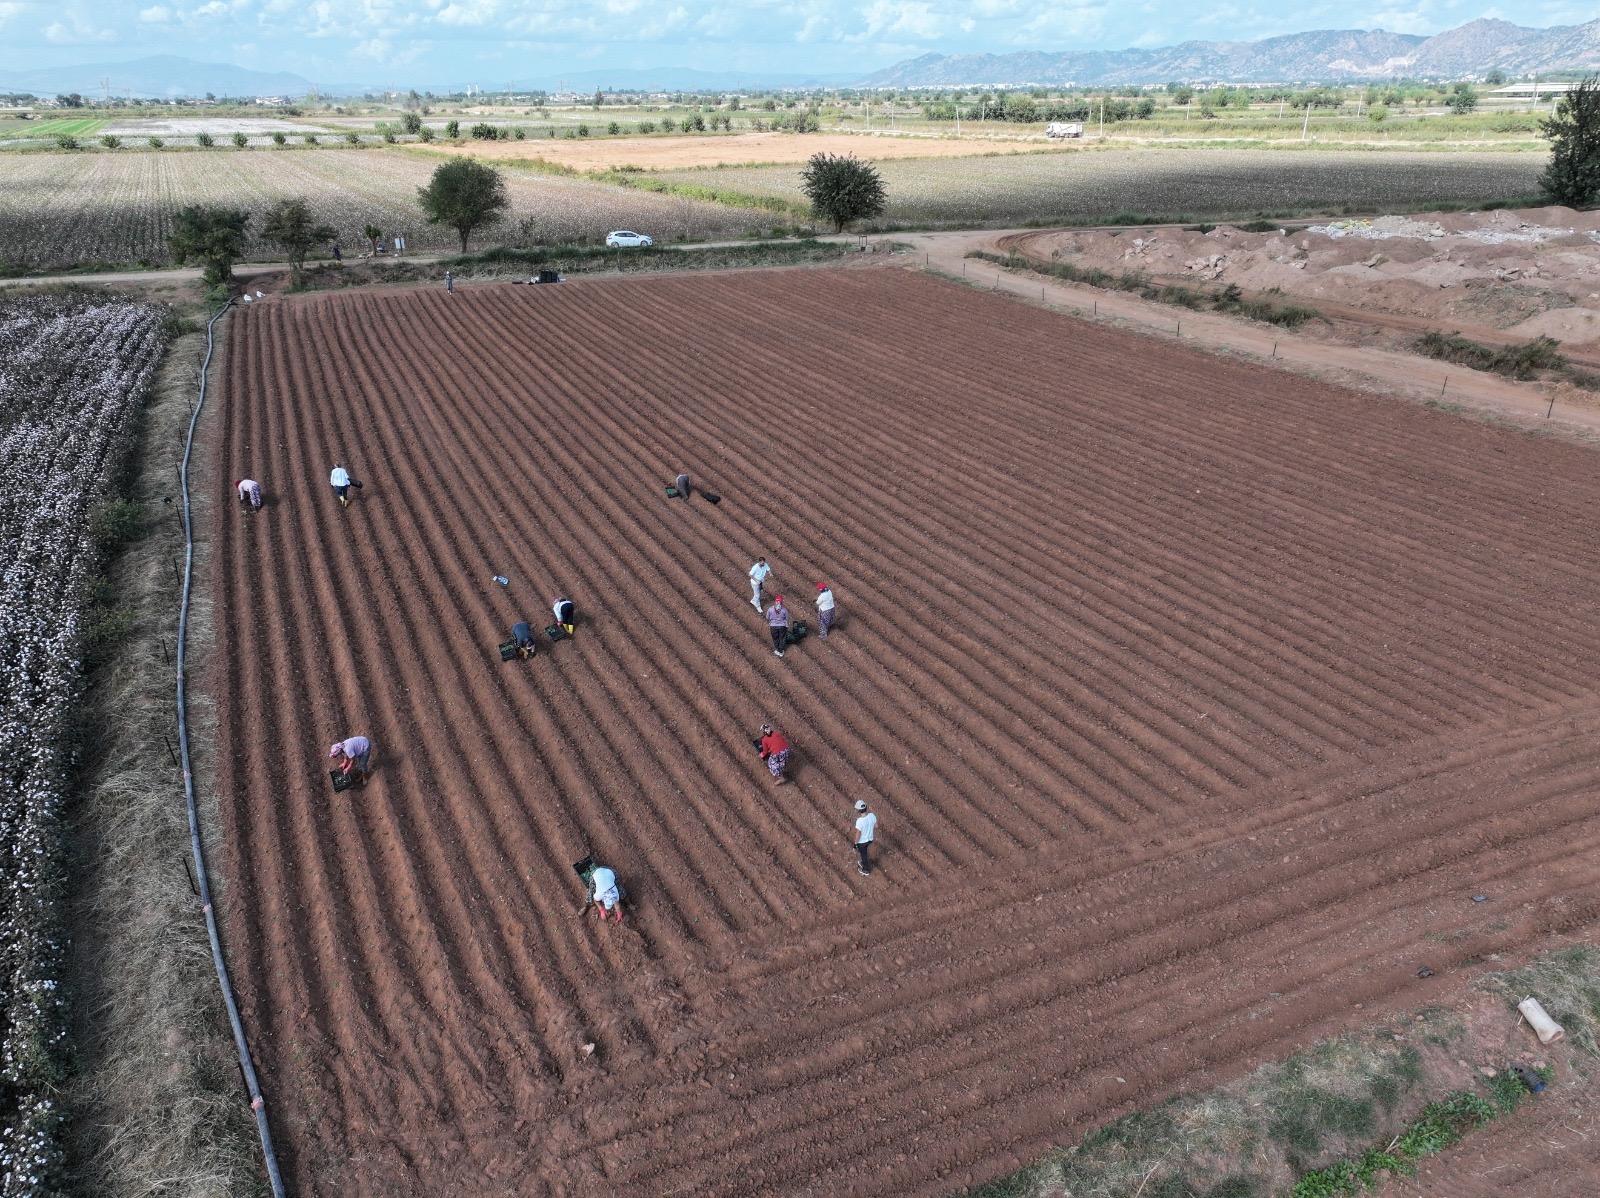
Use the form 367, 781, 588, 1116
60, 311, 265, 1197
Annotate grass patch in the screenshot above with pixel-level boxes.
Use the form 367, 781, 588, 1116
969, 250, 1325, 328
1413, 330, 1570, 381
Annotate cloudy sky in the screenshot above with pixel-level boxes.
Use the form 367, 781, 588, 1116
0, 1, 1589, 85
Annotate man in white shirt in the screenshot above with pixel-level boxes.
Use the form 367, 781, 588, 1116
585, 865, 624, 923
748, 557, 772, 609
815, 582, 836, 638
330, 461, 351, 507
852, 800, 877, 877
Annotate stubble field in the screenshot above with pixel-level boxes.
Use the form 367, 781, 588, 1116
213, 264, 1600, 1196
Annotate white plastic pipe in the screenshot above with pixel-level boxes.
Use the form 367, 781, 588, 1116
1519, 997, 1566, 1044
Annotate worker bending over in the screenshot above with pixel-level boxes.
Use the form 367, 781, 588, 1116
584, 865, 625, 923
758, 723, 791, 784
235, 478, 262, 511
552, 596, 576, 636
329, 735, 373, 786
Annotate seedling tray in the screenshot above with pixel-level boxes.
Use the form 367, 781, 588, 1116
330, 769, 356, 793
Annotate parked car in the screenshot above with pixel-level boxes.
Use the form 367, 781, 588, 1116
605, 230, 653, 248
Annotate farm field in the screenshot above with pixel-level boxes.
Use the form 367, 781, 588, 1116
0, 148, 765, 269
213, 265, 1600, 1196
658, 147, 1544, 225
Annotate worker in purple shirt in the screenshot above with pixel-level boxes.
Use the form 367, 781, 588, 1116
328, 735, 373, 785
766, 594, 790, 657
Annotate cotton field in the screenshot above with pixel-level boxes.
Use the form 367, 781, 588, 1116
0, 149, 768, 270
0, 292, 167, 1193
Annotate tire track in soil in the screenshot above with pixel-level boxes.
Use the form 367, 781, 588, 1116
208, 267, 1600, 1197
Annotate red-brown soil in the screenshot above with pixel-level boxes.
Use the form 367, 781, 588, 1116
211, 265, 1600, 1197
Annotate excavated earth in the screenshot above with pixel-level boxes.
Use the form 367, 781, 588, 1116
212, 265, 1600, 1197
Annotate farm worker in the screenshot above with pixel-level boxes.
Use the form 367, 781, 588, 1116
815, 582, 835, 638
758, 723, 791, 785
329, 735, 373, 785
748, 557, 772, 609
852, 800, 877, 876
445, 270, 454, 294
235, 478, 262, 511
332, 242, 342, 262
552, 596, 576, 635
674, 471, 691, 498
765, 595, 790, 657
586, 865, 624, 923
512, 621, 537, 658
330, 461, 351, 507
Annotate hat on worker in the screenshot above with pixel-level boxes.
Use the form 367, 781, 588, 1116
328, 743, 343, 758
855, 800, 867, 811
816, 582, 827, 590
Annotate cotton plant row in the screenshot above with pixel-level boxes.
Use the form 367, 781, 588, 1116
0, 150, 767, 269
0, 293, 168, 1194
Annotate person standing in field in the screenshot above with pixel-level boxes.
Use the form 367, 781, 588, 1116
765, 594, 790, 657
332, 243, 342, 262
815, 582, 836, 638
552, 596, 576, 636
445, 270, 453, 294
235, 478, 262, 511
330, 461, 352, 507
329, 735, 374, 786
852, 800, 877, 876
758, 723, 791, 785
749, 556, 772, 609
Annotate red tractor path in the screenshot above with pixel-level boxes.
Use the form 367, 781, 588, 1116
210, 265, 1600, 1197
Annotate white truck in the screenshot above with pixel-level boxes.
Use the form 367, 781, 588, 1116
1046, 122, 1084, 139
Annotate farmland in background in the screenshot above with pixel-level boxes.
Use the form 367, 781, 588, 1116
0, 118, 105, 141
0, 149, 767, 270
656, 148, 1545, 227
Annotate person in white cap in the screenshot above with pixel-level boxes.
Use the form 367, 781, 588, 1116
852, 800, 877, 876
584, 865, 625, 923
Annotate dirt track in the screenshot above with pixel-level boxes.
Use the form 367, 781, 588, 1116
212, 265, 1600, 1196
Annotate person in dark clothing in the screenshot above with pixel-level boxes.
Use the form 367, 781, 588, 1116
512, 621, 537, 658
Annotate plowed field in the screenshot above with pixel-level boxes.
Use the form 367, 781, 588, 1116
213, 266, 1600, 1197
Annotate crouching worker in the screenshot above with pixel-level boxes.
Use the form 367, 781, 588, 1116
235, 478, 262, 511
552, 596, 576, 636
758, 723, 791, 785
584, 864, 625, 923
512, 621, 537, 658
328, 735, 373, 786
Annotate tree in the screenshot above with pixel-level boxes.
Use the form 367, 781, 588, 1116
1485, 69, 1506, 86
1448, 82, 1478, 114
168, 205, 250, 287
416, 158, 508, 252
1541, 75, 1600, 206
362, 223, 382, 255
800, 152, 887, 233
261, 198, 335, 285
402, 111, 422, 134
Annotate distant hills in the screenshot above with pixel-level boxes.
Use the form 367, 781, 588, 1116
0, 55, 313, 100
860, 18, 1600, 86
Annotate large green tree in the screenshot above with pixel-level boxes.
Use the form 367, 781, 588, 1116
1541, 75, 1600, 207
417, 158, 508, 252
800, 152, 887, 234
260, 198, 335, 285
168, 205, 250, 287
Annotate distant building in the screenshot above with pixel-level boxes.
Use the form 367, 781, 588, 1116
256, 95, 292, 107
1494, 82, 1574, 97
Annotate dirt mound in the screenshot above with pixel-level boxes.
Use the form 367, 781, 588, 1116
211, 266, 1600, 1196
1016, 204, 1600, 351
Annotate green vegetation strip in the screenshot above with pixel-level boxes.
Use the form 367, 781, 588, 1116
968, 248, 1323, 329
966, 945, 1600, 1198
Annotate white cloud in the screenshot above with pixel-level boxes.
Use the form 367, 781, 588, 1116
138, 5, 172, 22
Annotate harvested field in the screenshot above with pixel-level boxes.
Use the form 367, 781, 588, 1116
213, 265, 1600, 1197
656, 147, 1544, 226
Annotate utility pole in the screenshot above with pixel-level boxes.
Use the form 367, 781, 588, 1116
1099, 94, 1104, 137
1301, 102, 1311, 141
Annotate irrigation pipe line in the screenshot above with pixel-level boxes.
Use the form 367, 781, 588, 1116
176, 297, 288, 1198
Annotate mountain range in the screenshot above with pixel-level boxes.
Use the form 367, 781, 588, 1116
861, 18, 1600, 86
0, 55, 313, 99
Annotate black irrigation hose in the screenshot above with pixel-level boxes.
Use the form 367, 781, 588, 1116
177, 297, 287, 1197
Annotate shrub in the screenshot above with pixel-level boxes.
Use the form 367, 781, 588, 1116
147, 136, 164, 148
271, 131, 287, 145
514, 127, 526, 139
383, 130, 396, 143
607, 121, 620, 135
417, 126, 434, 142
638, 120, 656, 133
470, 122, 498, 139
445, 119, 460, 139
195, 132, 214, 147
661, 117, 677, 132
402, 111, 422, 134
303, 133, 318, 144
577, 124, 590, 136
344, 131, 361, 145
98, 134, 121, 149
1414, 331, 1566, 379
54, 134, 78, 150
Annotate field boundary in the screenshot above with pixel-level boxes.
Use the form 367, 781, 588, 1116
176, 298, 286, 1198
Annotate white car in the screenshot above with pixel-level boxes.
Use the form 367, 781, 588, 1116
605, 230, 653, 248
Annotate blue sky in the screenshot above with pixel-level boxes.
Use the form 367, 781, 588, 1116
0, 1, 1592, 85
